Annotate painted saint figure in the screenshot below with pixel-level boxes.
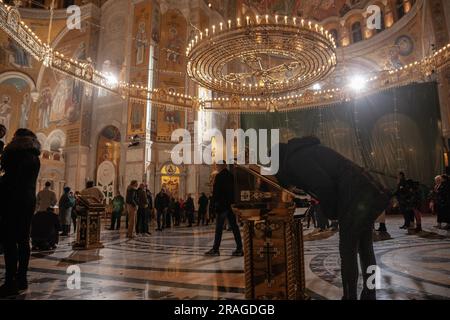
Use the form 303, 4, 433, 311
136, 21, 148, 66
0, 95, 12, 129
19, 93, 31, 129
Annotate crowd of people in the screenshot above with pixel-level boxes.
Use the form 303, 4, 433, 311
0, 126, 449, 299
302, 170, 450, 234
122, 180, 216, 238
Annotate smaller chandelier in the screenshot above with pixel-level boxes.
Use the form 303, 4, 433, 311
187, 15, 337, 96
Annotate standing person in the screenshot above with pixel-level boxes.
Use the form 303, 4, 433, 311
110, 192, 125, 231
208, 195, 215, 224
197, 193, 209, 226
395, 172, 413, 229
136, 183, 149, 235
409, 180, 423, 232
36, 181, 57, 213
431, 175, 450, 229
58, 187, 76, 236
145, 186, 153, 235
0, 129, 41, 297
184, 194, 195, 228
179, 198, 186, 223
272, 137, 390, 300
71, 191, 80, 233
205, 164, 243, 257
154, 189, 169, 231
125, 180, 139, 238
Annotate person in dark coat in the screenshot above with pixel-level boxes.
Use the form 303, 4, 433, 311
154, 189, 169, 231
170, 197, 181, 226
431, 175, 450, 229
184, 195, 195, 227
197, 193, 209, 226
58, 186, 76, 236
205, 164, 243, 257
208, 195, 215, 223
395, 172, 414, 229
0, 129, 41, 297
274, 137, 390, 300
145, 185, 153, 232
31, 208, 60, 251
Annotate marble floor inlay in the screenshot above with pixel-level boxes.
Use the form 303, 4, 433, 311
1, 215, 449, 300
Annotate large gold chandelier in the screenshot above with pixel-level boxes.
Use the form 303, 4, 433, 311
187, 15, 337, 96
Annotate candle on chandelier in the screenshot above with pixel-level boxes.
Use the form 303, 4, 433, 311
246, 16, 250, 25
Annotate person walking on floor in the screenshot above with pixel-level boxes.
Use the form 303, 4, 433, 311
58, 186, 76, 236
110, 192, 124, 230
36, 181, 57, 213
198, 192, 209, 226
154, 188, 169, 231
136, 183, 149, 235
0, 129, 41, 297
205, 164, 243, 257
126, 180, 139, 238
184, 194, 195, 227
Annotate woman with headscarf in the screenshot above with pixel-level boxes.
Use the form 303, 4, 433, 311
58, 186, 75, 236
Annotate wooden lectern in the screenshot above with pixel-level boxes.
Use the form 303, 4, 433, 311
232, 165, 308, 300
73, 195, 105, 250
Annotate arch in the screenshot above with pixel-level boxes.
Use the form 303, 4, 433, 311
351, 21, 363, 43
45, 129, 66, 152
0, 71, 36, 90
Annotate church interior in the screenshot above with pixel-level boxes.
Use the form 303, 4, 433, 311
0, 0, 449, 302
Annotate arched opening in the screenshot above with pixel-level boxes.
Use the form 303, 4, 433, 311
0, 72, 36, 141
329, 29, 339, 47
351, 21, 363, 43
96, 126, 122, 202
396, 0, 406, 20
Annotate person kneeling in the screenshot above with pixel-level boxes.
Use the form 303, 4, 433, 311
31, 207, 61, 251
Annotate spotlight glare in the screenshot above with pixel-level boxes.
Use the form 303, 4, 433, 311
349, 76, 366, 91
312, 83, 321, 91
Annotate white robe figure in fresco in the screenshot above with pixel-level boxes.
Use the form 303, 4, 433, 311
0, 95, 12, 129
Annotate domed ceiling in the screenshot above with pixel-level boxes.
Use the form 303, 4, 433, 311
206, 0, 372, 21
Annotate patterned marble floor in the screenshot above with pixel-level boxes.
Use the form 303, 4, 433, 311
0, 215, 449, 300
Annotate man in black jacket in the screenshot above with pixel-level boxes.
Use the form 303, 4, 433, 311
154, 189, 169, 231
0, 129, 41, 297
274, 137, 390, 300
197, 193, 209, 226
205, 164, 243, 257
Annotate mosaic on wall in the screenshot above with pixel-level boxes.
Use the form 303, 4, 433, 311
156, 9, 187, 142
127, 0, 153, 137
